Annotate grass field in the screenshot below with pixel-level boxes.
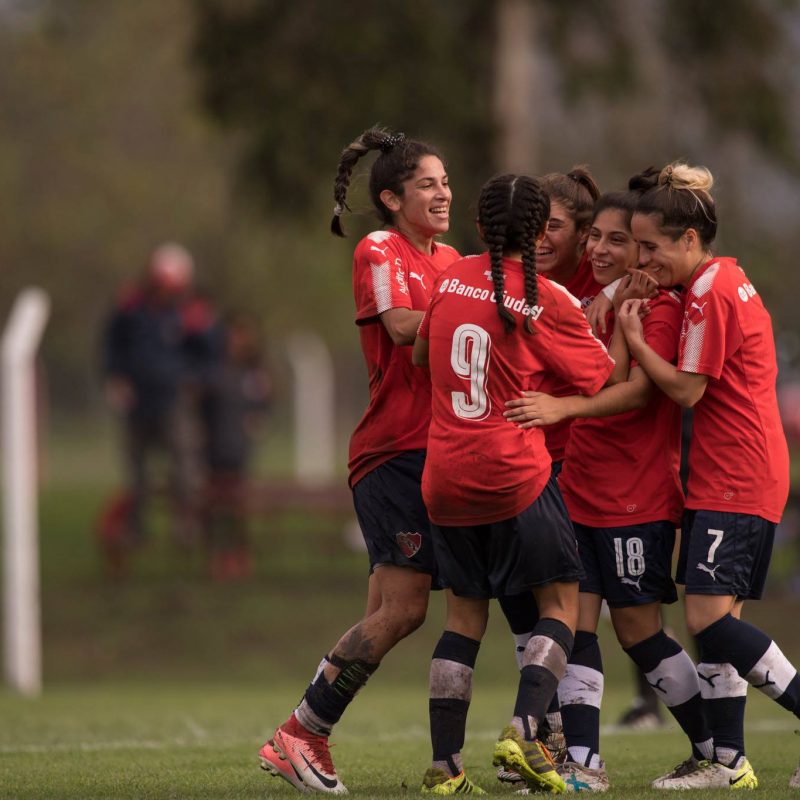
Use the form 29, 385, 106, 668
2, 681, 799, 798
2, 429, 800, 797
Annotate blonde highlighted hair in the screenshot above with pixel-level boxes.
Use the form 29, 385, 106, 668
629, 161, 717, 246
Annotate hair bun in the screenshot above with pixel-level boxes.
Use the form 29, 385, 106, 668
659, 162, 714, 193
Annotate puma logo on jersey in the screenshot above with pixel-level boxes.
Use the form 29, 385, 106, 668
687, 300, 708, 324
409, 272, 426, 288
620, 576, 642, 592
370, 245, 390, 257
690, 301, 707, 315
697, 563, 721, 581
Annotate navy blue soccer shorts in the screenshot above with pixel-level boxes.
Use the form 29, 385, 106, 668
430, 475, 583, 599
574, 520, 678, 608
351, 449, 437, 576
677, 509, 775, 599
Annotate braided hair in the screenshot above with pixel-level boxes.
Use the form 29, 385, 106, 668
477, 174, 550, 334
629, 162, 717, 247
330, 126, 444, 237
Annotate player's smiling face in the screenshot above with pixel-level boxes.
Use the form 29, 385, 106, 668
586, 208, 638, 286
387, 155, 451, 242
632, 212, 694, 287
536, 200, 584, 277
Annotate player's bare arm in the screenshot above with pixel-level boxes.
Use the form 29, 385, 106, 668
411, 334, 429, 367
504, 365, 652, 429
380, 307, 425, 346
618, 298, 708, 407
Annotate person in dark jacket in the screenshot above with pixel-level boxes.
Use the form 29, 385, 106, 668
102, 242, 220, 550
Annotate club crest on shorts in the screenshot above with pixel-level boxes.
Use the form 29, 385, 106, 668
396, 531, 422, 558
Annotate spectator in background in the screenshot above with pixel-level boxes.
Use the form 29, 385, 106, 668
199, 311, 272, 580
101, 242, 220, 557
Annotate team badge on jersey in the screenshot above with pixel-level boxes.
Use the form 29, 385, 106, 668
396, 531, 422, 558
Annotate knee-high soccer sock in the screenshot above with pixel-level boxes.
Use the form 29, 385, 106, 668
696, 614, 800, 764
429, 631, 481, 778
696, 660, 747, 766
512, 618, 573, 742
294, 653, 379, 736
498, 592, 540, 668
498, 594, 561, 725
625, 630, 713, 761
634, 663, 661, 714
559, 630, 603, 769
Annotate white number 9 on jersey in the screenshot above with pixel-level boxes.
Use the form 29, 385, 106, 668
450, 323, 491, 420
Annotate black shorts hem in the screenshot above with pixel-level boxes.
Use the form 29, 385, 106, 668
370, 559, 436, 576
445, 571, 583, 600
683, 585, 753, 598
606, 593, 679, 609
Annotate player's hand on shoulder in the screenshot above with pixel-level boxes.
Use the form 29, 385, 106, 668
612, 270, 659, 312
617, 298, 650, 342
585, 292, 612, 336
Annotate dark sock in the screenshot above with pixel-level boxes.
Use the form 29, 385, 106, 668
429, 630, 481, 778
696, 614, 800, 716
560, 630, 602, 767
295, 654, 378, 735
513, 618, 573, 741
625, 630, 713, 761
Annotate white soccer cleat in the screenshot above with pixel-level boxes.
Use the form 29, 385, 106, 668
558, 760, 610, 792
651, 756, 757, 790
790, 764, 800, 788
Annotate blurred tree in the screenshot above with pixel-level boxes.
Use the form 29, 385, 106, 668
191, 0, 495, 250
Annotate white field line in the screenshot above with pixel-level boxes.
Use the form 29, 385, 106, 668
0, 718, 795, 755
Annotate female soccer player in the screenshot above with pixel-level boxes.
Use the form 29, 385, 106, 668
506, 190, 713, 791
493, 168, 605, 776
259, 127, 460, 795
617, 162, 799, 790
413, 173, 617, 795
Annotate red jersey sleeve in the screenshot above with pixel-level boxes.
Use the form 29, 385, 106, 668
353, 232, 413, 323
642, 290, 683, 363
541, 282, 615, 395
679, 266, 742, 379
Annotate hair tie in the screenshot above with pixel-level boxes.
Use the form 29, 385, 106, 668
663, 165, 674, 186
333, 202, 345, 217
380, 132, 406, 153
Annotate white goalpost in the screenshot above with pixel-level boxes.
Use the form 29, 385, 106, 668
287, 331, 336, 486
2, 288, 50, 696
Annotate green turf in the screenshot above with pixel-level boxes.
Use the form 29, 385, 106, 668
1, 438, 799, 797
1, 680, 799, 798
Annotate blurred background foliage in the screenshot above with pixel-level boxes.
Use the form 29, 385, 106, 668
0, 0, 799, 442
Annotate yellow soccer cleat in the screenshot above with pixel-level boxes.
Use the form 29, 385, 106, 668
492, 725, 566, 794
421, 767, 486, 795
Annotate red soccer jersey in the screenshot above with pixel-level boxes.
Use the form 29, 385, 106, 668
418, 253, 615, 526
540, 253, 605, 462
565, 251, 604, 310
560, 289, 685, 526
678, 257, 788, 522
348, 229, 460, 488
